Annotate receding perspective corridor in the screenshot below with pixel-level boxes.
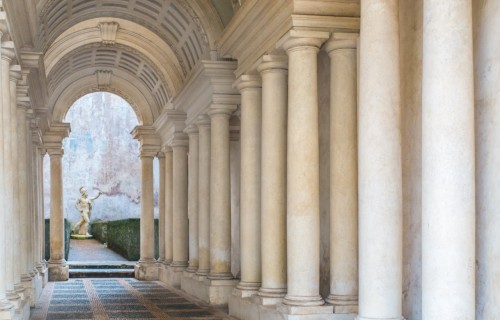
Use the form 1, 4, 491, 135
30, 279, 234, 320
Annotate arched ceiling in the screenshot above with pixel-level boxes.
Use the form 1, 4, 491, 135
35, 0, 227, 125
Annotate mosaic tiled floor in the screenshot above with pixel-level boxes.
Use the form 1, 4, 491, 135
30, 279, 235, 320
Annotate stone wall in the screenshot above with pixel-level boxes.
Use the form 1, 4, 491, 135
44, 92, 159, 224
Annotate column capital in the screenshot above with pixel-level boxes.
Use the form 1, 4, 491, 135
132, 125, 161, 156
10, 64, 22, 82
162, 145, 173, 154
277, 29, 330, 53
325, 33, 358, 54
1, 41, 15, 63
169, 132, 189, 148
233, 74, 261, 92
157, 151, 165, 159
258, 55, 288, 74
44, 122, 71, 156
196, 114, 211, 128
208, 104, 238, 118
184, 124, 199, 136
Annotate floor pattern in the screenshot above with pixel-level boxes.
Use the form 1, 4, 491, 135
30, 278, 235, 319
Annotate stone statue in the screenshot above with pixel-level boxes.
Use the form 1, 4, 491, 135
73, 187, 102, 236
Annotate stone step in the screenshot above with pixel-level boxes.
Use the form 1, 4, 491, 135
69, 268, 135, 278
68, 261, 136, 269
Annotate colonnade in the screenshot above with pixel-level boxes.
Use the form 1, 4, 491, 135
0, 22, 47, 319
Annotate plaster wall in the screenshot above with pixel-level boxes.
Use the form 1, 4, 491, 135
474, 0, 500, 318
44, 92, 160, 224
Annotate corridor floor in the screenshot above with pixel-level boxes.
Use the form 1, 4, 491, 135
68, 239, 128, 262
30, 278, 235, 320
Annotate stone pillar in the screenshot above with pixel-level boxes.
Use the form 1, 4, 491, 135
157, 152, 166, 264
164, 147, 173, 264
358, 1, 403, 319
258, 55, 288, 303
234, 75, 262, 295
422, 1, 475, 319
325, 34, 359, 313
208, 104, 237, 280
0, 29, 14, 319
45, 124, 71, 281
169, 134, 189, 285
186, 126, 199, 273
132, 126, 159, 280
37, 146, 48, 287
1, 43, 21, 310
277, 30, 329, 315
196, 115, 211, 276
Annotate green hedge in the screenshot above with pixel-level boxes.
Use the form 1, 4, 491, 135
44, 218, 71, 261
90, 219, 159, 261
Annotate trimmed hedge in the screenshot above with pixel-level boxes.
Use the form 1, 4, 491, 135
90, 219, 159, 261
44, 218, 71, 261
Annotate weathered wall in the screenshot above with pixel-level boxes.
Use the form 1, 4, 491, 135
44, 92, 159, 224
474, 1, 500, 318
400, 0, 423, 318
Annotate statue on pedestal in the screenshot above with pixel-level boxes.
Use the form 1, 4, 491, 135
73, 187, 102, 237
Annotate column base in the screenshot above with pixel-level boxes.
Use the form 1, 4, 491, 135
158, 263, 170, 284
229, 288, 260, 320
21, 273, 42, 307
0, 300, 14, 320
37, 263, 48, 288
277, 303, 356, 320
134, 261, 158, 281
7, 291, 29, 320
326, 295, 358, 314
48, 260, 69, 281
180, 273, 237, 305
159, 264, 186, 288
356, 317, 405, 320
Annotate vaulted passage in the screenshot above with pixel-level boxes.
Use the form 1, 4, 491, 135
1, 1, 499, 320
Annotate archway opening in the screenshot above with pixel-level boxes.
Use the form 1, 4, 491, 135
44, 92, 159, 271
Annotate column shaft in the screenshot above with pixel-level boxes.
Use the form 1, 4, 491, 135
422, 1, 475, 319
208, 106, 236, 279
164, 148, 173, 264
258, 56, 288, 299
139, 155, 155, 262
19, 107, 31, 279
236, 76, 262, 292
282, 33, 328, 307
196, 116, 211, 276
325, 35, 359, 312
171, 143, 189, 268
358, 0, 403, 318
186, 127, 199, 272
158, 153, 166, 263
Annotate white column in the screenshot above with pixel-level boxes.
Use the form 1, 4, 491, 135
0, 33, 13, 319
46, 128, 70, 282
157, 152, 166, 264
135, 150, 157, 279
234, 75, 262, 294
208, 105, 237, 280
258, 55, 288, 301
422, 1, 475, 319
325, 34, 359, 313
196, 115, 211, 276
358, 0, 403, 319
1, 43, 20, 308
170, 136, 189, 271
186, 126, 199, 273
280, 30, 329, 309
164, 147, 173, 264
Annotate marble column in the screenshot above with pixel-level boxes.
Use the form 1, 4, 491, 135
186, 126, 199, 273
234, 75, 262, 294
1, 43, 20, 308
279, 30, 329, 310
422, 1, 475, 319
157, 152, 166, 264
208, 104, 237, 280
135, 149, 158, 280
325, 34, 359, 313
196, 115, 211, 276
0, 36, 13, 320
170, 135, 189, 270
46, 126, 70, 282
164, 147, 173, 264
358, 1, 403, 319
258, 55, 288, 302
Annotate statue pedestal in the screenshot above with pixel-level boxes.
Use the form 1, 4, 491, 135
70, 234, 93, 240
